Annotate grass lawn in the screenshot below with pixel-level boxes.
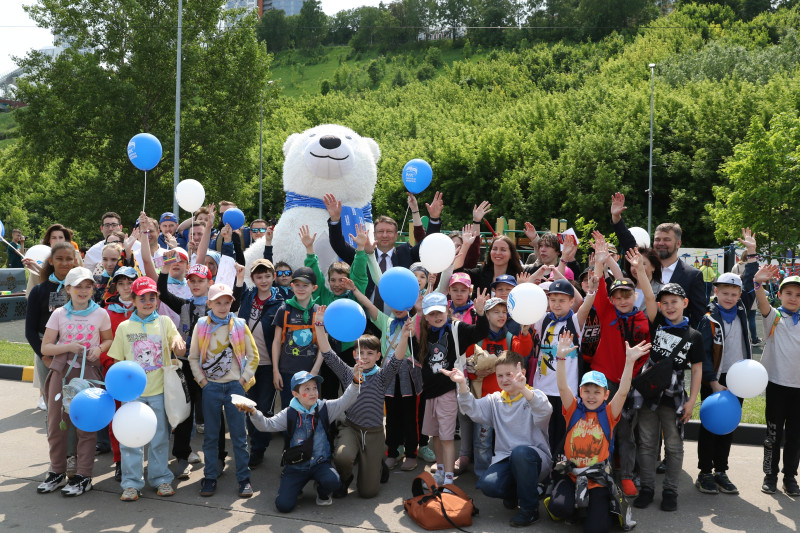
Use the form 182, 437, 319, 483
691, 393, 765, 425
0, 341, 35, 366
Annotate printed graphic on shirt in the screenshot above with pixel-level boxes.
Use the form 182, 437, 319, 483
567, 417, 605, 468
428, 336, 450, 374
48, 289, 68, 313
651, 329, 692, 367
125, 333, 164, 372
201, 338, 235, 380
483, 340, 506, 355
61, 323, 98, 350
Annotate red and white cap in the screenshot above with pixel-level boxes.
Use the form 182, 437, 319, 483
131, 277, 158, 296
172, 247, 189, 263
187, 264, 212, 280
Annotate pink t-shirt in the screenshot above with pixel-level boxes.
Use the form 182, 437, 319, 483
46, 306, 112, 368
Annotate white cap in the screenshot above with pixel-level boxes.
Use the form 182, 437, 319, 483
714, 272, 742, 288
64, 267, 94, 288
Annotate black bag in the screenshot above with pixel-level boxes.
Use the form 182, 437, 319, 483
631, 329, 691, 400
281, 437, 314, 466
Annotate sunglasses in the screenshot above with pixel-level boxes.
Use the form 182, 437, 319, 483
252, 228, 267, 233
276, 270, 292, 277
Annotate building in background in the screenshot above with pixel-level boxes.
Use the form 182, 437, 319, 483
269, 0, 302, 16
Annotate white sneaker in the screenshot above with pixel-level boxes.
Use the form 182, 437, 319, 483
38, 396, 47, 411
37, 471, 67, 493
175, 459, 191, 480
196, 424, 205, 434
66, 456, 77, 478
316, 494, 333, 506
187, 451, 202, 464
61, 474, 92, 496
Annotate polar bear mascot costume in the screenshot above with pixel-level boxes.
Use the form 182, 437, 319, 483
245, 124, 380, 284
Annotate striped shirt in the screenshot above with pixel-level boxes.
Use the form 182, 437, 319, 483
322, 349, 401, 429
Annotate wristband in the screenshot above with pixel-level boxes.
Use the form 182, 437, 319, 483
412, 210, 419, 214
314, 321, 324, 327
585, 291, 596, 297
747, 254, 759, 259
473, 220, 482, 224
429, 217, 441, 223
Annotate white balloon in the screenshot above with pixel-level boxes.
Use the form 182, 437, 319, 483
507, 283, 548, 325
419, 233, 456, 273
112, 401, 158, 448
726, 359, 768, 399
629, 227, 651, 248
24, 244, 51, 265
175, 179, 206, 213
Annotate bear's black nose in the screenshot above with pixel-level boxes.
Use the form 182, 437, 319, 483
319, 135, 341, 150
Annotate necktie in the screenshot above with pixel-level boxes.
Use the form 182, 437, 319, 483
374, 252, 388, 312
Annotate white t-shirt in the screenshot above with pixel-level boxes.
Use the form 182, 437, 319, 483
760, 307, 800, 388
719, 318, 745, 375
532, 314, 582, 397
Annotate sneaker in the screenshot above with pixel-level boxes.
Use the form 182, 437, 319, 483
200, 478, 217, 497
38, 396, 47, 411
433, 471, 445, 487
217, 458, 226, 477
714, 471, 739, 494
543, 496, 560, 521
114, 462, 122, 482
656, 459, 667, 474
621, 478, 638, 497
316, 493, 333, 506
397, 445, 405, 457
37, 472, 67, 494
196, 424, 205, 434
120, 487, 140, 501
752, 337, 763, 347
238, 479, 253, 498
418, 445, 436, 463
783, 476, 800, 497
175, 459, 191, 480
762, 475, 778, 494
248, 452, 264, 469
66, 456, 77, 478
187, 451, 202, 464
61, 474, 92, 497
400, 457, 418, 471
333, 475, 353, 499
633, 486, 654, 508
454, 456, 470, 476
660, 489, 678, 512
385, 456, 399, 470
696, 472, 718, 494
510, 508, 539, 528
157, 483, 175, 497
95, 443, 111, 455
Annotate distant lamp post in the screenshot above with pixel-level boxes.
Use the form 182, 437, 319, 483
647, 63, 655, 237
259, 80, 274, 220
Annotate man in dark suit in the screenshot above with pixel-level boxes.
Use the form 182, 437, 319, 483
324, 191, 444, 312
611, 193, 707, 327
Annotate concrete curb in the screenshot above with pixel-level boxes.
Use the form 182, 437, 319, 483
0, 363, 32, 382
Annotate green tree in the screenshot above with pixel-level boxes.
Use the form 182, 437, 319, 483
709, 113, 800, 258
11, 0, 271, 239
295, 0, 328, 49
257, 8, 290, 52
436, 0, 473, 40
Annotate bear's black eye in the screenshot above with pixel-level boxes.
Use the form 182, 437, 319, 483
345, 136, 352, 140
309, 134, 316, 138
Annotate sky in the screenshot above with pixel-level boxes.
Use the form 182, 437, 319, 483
0, 0, 382, 77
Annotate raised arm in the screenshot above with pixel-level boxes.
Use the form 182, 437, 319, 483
626, 248, 656, 322
195, 203, 216, 267
138, 212, 158, 281
610, 340, 651, 418
754, 264, 780, 317
556, 330, 578, 410
324, 193, 356, 265
342, 277, 378, 321
576, 273, 599, 327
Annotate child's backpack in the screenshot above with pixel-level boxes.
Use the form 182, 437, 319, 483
404, 471, 478, 531
280, 309, 318, 356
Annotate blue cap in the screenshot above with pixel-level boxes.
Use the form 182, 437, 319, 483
491, 274, 517, 289
112, 266, 139, 281
548, 279, 575, 297
422, 292, 448, 315
160, 212, 178, 224
290, 371, 323, 391
580, 371, 608, 389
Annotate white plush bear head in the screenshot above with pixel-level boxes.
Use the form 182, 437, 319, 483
282, 124, 380, 206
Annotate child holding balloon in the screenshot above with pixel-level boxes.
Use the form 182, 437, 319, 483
37, 267, 113, 497
107, 276, 186, 501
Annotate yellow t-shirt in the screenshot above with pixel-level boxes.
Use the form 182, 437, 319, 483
107, 316, 179, 397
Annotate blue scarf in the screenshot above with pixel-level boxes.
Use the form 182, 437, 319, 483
101, 271, 111, 279
168, 276, 187, 286
717, 303, 738, 324
49, 273, 66, 293
390, 315, 409, 336
779, 306, 800, 326
449, 300, 474, 315
130, 310, 159, 332
610, 308, 639, 326
546, 310, 574, 325
284, 192, 373, 248
431, 321, 452, 341
487, 327, 506, 342
107, 300, 134, 317
192, 295, 208, 306
289, 397, 319, 415
63, 300, 100, 319
361, 365, 380, 379
207, 310, 234, 334
660, 316, 689, 331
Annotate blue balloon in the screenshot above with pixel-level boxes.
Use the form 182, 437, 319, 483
105, 361, 147, 402
0, 220, 4, 239
69, 388, 116, 432
127, 133, 163, 171
222, 208, 246, 231
699, 390, 742, 435
402, 159, 433, 194
378, 267, 420, 312
325, 299, 367, 343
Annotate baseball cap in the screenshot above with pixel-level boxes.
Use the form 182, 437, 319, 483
64, 267, 94, 288
187, 264, 213, 280
609, 278, 636, 295
422, 292, 448, 315
578, 268, 592, 282
491, 274, 517, 289
713, 272, 742, 288
548, 279, 575, 298
484, 297, 507, 312
131, 277, 158, 296
607, 244, 618, 255
780, 276, 800, 291
250, 258, 275, 274
580, 370, 608, 389
656, 283, 687, 301
291, 370, 324, 391
539, 281, 552, 292
449, 272, 472, 288
159, 212, 178, 224
172, 247, 189, 263
410, 262, 430, 276
112, 266, 139, 282
208, 283, 234, 302
291, 266, 317, 285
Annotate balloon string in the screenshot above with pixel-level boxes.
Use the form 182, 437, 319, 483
356, 338, 361, 395
399, 205, 410, 238
143, 170, 147, 214
0, 236, 25, 258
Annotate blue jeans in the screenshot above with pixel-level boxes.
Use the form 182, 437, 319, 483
247, 365, 276, 456
477, 445, 542, 511
278, 371, 295, 415
202, 380, 250, 482
747, 309, 759, 340
120, 394, 174, 490
473, 423, 494, 478
275, 460, 340, 513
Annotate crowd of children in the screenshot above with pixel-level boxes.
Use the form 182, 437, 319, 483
24, 192, 799, 531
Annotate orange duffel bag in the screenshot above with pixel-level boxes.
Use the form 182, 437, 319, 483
403, 471, 478, 531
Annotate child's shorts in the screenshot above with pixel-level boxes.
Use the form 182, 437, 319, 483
422, 390, 458, 439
